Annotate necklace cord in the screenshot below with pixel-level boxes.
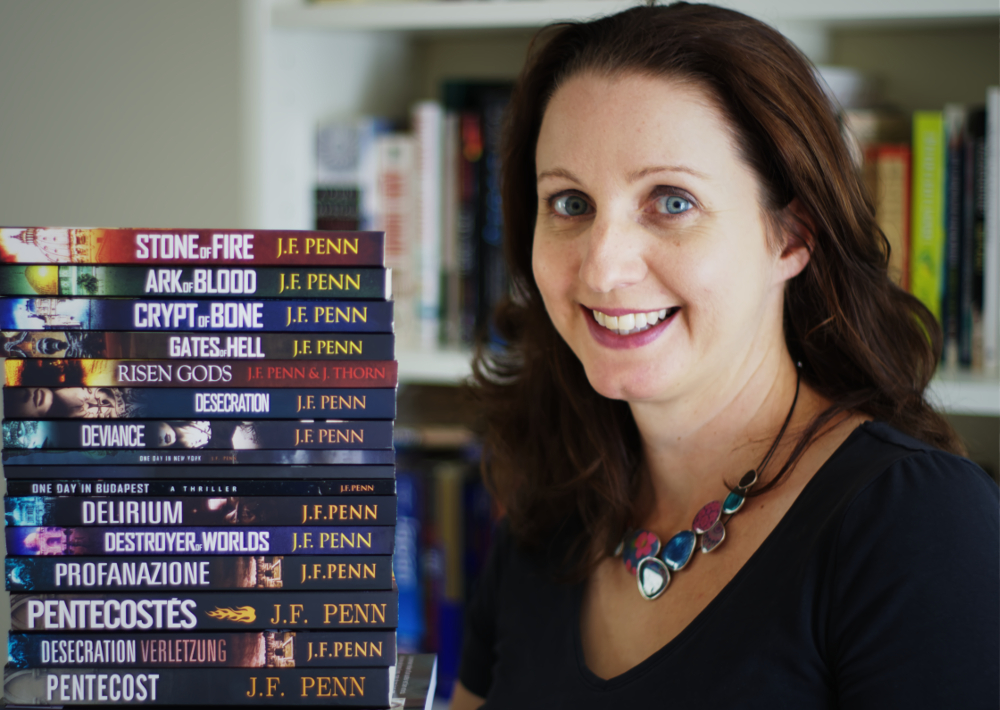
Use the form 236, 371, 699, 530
751, 366, 802, 480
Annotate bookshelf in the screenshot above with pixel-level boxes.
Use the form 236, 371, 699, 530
255, 0, 1000, 421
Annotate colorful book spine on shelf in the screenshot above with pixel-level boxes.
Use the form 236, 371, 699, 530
6, 478, 397, 496
11, 590, 399, 631
1, 448, 395, 467
5, 526, 396, 556
984, 86, 1000, 371
0, 265, 390, 299
3, 387, 396, 420
0, 228, 384, 266
6, 555, 395, 592
2, 420, 393, 451
5, 495, 396, 527
1, 330, 395, 360
4, 666, 391, 706
8, 630, 397, 668
962, 107, 986, 368
909, 111, 947, 324
3, 465, 396, 480
0, 298, 392, 333
412, 101, 444, 350
4, 358, 398, 388
862, 143, 911, 289
942, 104, 967, 365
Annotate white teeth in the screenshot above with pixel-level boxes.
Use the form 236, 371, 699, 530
591, 308, 675, 335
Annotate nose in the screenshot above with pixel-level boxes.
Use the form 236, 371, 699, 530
578, 213, 648, 293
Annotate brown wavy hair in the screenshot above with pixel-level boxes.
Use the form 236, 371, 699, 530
470, 2, 962, 577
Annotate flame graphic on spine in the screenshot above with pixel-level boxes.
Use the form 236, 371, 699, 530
207, 606, 257, 623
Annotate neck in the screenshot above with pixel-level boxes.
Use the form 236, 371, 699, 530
629, 348, 804, 532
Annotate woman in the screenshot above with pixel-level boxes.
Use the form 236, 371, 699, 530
452, 4, 998, 708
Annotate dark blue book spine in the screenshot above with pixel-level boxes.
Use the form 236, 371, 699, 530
5, 465, 396, 484
3, 420, 393, 450
0, 298, 393, 333
394, 470, 424, 653
1, 448, 395, 466
11, 590, 398, 631
8, 630, 397, 668
6, 526, 395, 556
4, 666, 390, 705
6, 555, 395, 592
3, 388, 395, 420
5, 496, 397, 527
7, 478, 397, 496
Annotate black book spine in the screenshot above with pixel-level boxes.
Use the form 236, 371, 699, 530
1, 448, 395, 466
1, 330, 395, 360
6, 496, 397, 527
11, 590, 399, 631
3, 387, 396, 420
4, 666, 390, 705
6, 555, 394, 592
6, 526, 395, 556
8, 630, 396, 668
7, 478, 396, 496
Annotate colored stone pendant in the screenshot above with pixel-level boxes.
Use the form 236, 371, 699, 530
737, 470, 757, 490
636, 557, 671, 600
692, 500, 722, 534
722, 490, 745, 515
660, 530, 697, 571
701, 520, 726, 553
622, 529, 661, 575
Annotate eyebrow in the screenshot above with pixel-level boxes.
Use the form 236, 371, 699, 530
537, 164, 709, 185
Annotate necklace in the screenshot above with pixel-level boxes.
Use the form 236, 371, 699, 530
617, 368, 802, 601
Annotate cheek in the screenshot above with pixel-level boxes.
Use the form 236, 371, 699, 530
532, 234, 575, 314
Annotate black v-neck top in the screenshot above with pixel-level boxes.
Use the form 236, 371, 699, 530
458, 422, 999, 708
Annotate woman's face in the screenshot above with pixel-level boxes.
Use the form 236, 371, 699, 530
157, 421, 211, 448
532, 72, 808, 405
9, 387, 117, 418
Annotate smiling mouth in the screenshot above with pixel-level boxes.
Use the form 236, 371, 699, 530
591, 307, 680, 336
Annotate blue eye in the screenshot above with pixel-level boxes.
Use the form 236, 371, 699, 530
553, 194, 590, 217
655, 195, 693, 214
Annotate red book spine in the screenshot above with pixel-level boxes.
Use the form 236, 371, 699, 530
0, 228, 384, 266
4, 359, 398, 388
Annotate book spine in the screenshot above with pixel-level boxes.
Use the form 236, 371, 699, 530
4, 359, 398, 388
11, 590, 398, 631
3, 387, 395, 420
413, 101, 444, 350
458, 111, 482, 345
867, 144, 911, 289
942, 105, 966, 366
5, 496, 397, 527
3, 465, 395, 480
4, 666, 390, 705
984, 86, 1000, 371
7, 478, 397, 496
1, 331, 395, 360
910, 111, 947, 324
0, 298, 393, 333
2, 420, 393, 451
478, 91, 510, 344
0, 266, 389, 299
6, 555, 394, 592
0, 228, 385, 266
1, 448, 395, 467
8, 630, 396, 668
5, 526, 395, 556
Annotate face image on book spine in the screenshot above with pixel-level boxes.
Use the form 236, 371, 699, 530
8, 387, 132, 418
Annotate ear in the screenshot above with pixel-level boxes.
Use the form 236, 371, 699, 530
775, 198, 814, 283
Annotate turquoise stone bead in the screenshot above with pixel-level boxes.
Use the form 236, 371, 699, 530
723, 490, 745, 515
636, 557, 671, 600
660, 530, 696, 571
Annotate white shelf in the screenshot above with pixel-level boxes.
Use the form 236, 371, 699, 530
272, 0, 999, 33
397, 348, 473, 384
396, 348, 1000, 416
927, 371, 1000, 417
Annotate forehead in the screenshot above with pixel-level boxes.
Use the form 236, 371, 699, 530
536, 72, 741, 176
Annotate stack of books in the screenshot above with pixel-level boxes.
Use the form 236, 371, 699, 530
0, 227, 434, 707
